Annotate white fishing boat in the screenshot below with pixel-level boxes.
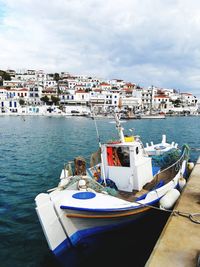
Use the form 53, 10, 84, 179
137, 112, 166, 119
35, 113, 190, 258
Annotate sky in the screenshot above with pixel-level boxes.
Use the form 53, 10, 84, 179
0, 0, 200, 97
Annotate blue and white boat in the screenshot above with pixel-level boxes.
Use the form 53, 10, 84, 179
35, 114, 190, 258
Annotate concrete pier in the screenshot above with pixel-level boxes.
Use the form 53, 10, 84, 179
145, 157, 200, 267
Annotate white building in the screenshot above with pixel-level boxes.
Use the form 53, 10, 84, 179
121, 96, 142, 110
153, 95, 170, 110
181, 93, 198, 107
75, 90, 90, 102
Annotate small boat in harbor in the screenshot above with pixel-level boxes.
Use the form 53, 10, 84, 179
137, 112, 166, 119
35, 113, 190, 258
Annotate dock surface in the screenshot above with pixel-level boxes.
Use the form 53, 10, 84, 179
146, 157, 200, 267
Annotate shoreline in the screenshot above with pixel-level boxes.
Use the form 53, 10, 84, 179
0, 113, 199, 118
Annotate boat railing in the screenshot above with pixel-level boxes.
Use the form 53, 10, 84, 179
153, 146, 189, 183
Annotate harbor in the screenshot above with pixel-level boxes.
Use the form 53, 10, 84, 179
0, 115, 199, 267
1, 1, 200, 266
146, 156, 200, 267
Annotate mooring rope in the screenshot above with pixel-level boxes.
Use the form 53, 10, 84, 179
173, 210, 200, 224
134, 200, 200, 224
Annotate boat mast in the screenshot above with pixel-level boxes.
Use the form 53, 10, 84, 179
115, 97, 125, 142
150, 85, 153, 115
93, 118, 107, 185
114, 112, 125, 143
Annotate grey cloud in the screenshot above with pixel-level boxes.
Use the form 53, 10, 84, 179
0, 0, 200, 96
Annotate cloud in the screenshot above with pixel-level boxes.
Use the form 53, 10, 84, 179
0, 0, 200, 96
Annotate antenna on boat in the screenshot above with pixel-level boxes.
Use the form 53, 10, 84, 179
114, 97, 125, 143
114, 112, 125, 142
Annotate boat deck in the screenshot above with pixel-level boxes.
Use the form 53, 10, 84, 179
117, 166, 177, 203
117, 189, 148, 202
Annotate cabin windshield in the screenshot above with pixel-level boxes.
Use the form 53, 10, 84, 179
107, 146, 130, 167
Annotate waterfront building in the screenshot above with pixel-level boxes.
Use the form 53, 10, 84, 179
141, 87, 154, 111
180, 93, 198, 107
0, 87, 28, 113
0, 68, 199, 116
75, 90, 90, 103
28, 85, 43, 106
89, 89, 106, 113
153, 95, 170, 111
121, 96, 142, 112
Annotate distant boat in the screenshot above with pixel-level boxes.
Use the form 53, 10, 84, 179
138, 113, 166, 119
109, 120, 126, 123
90, 113, 114, 119
120, 113, 139, 120
35, 113, 190, 259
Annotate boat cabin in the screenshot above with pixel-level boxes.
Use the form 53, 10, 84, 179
101, 139, 154, 192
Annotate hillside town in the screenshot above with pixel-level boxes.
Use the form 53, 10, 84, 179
0, 69, 199, 117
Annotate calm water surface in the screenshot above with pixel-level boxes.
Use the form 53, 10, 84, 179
0, 116, 199, 267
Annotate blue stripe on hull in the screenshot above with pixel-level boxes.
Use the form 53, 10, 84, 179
53, 208, 149, 257
53, 238, 71, 256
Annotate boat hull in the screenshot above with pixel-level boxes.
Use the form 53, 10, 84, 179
53, 205, 153, 256
53, 208, 170, 266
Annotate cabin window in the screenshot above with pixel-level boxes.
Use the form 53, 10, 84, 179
136, 147, 139, 154
107, 146, 130, 167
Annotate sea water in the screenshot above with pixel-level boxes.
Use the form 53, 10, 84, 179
0, 116, 199, 267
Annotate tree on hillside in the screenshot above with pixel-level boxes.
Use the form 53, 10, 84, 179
172, 99, 182, 107
51, 95, 60, 105
54, 73, 62, 94
54, 73, 60, 82
19, 99, 25, 106
40, 95, 50, 105
0, 70, 11, 85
